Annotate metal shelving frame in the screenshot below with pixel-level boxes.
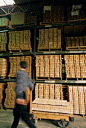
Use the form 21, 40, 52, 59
0, 21, 86, 84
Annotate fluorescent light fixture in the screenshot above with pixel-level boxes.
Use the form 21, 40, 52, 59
0, 0, 15, 6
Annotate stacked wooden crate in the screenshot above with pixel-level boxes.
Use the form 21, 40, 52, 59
36, 55, 62, 79
35, 83, 63, 100
65, 36, 86, 49
64, 54, 86, 79
0, 83, 5, 109
33, 83, 73, 114
67, 4, 86, 21
0, 58, 7, 78
0, 32, 7, 51
38, 28, 61, 50
8, 30, 32, 52
43, 5, 64, 22
32, 98, 73, 114
9, 56, 32, 78
4, 82, 16, 108
68, 86, 86, 115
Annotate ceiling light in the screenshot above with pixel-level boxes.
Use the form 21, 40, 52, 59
0, 0, 15, 6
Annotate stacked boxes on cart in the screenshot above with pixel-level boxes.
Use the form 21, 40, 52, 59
38, 28, 61, 50
36, 55, 62, 79
43, 5, 64, 22
32, 83, 73, 114
68, 86, 86, 115
64, 55, 86, 78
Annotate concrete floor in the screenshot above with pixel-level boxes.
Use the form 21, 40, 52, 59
0, 110, 86, 128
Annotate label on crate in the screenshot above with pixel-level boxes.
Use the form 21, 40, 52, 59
43, 6, 51, 13
71, 10, 79, 16
72, 4, 82, 11
45, 80, 55, 83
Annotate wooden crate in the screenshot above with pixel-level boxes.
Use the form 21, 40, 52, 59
4, 82, 16, 108
35, 83, 63, 100
8, 56, 32, 78
68, 86, 86, 116
64, 54, 86, 79
0, 32, 7, 52
66, 36, 86, 50
38, 28, 62, 51
36, 55, 62, 80
8, 30, 32, 52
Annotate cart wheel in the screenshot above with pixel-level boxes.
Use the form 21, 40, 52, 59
56, 119, 69, 128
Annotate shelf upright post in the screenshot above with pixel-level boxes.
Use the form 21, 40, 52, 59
33, 27, 36, 84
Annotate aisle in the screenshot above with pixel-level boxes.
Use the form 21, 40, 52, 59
0, 110, 86, 128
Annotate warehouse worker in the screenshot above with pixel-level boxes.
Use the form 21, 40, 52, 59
11, 61, 36, 128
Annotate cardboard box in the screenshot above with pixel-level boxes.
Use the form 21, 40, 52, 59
26, 16, 37, 24
11, 13, 26, 25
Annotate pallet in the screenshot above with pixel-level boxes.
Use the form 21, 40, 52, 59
68, 19, 86, 23
66, 46, 86, 51
40, 22, 52, 26
52, 21, 66, 24
36, 77, 62, 80
38, 48, 62, 52
9, 49, 32, 53
12, 22, 36, 28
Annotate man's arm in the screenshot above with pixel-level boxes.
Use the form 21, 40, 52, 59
27, 76, 34, 91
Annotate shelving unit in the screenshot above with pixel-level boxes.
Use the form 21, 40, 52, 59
0, 21, 86, 83
0, 20, 86, 112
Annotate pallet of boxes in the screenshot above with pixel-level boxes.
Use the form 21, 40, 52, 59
38, 28, 61, 51
36, 55, 62, 80
64, 54, 86, 80
68, 86, 86, 117
40, 5, 65, 25
67, 4, 86, 22
65, 36, 86, 51
32, 83, 74, 126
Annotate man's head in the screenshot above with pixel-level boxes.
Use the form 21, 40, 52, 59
20, 61, 27, 69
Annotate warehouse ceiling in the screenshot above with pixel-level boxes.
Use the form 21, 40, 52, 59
0, 0, 85, 23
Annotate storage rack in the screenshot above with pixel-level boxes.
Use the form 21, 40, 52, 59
0, 21, 86, 85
